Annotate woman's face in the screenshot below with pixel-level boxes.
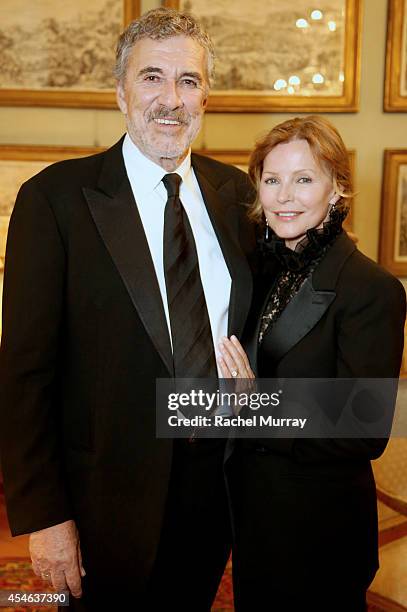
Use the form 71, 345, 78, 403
260, 139, 338, 250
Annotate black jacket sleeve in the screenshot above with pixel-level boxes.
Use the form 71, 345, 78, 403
293, 267, 406, 464
0, 179, 72, 535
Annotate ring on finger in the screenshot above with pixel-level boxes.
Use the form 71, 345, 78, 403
41, 571, 51, 580
231, 369, 238, 378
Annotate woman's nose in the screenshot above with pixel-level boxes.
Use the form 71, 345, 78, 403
276, 182, 293, 204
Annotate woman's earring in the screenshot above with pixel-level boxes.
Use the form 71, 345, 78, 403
330, 194, 339, 210
264, 217, 270, 241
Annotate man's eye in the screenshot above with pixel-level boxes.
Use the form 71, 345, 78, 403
298, 177, 312, 183
144, 75, 160, 82
180, 79, 198, 87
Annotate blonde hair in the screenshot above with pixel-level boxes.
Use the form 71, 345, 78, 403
248, 115, 353, 222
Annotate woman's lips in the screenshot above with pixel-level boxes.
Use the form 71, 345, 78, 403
273, 211, 303, 219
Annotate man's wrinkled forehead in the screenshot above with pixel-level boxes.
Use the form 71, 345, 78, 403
125, 35, 209, 83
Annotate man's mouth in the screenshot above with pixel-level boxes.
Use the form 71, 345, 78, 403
153, 118, 182, 126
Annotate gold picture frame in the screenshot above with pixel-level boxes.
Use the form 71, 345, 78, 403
384, 0, 407, 112
0, 0, 140, 109
379, 149, 407, 275
165, 0, 362, 112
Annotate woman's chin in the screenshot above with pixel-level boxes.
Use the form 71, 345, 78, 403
273, 229, 306, 250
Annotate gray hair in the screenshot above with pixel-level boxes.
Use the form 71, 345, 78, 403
114, 7, 215, 89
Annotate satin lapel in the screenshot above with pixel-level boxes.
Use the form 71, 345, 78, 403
193, 162, 253, 339
260, 278, 336, 365
82, 143, 173, 375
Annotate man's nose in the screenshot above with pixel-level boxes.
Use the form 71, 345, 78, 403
158, 79, 182, 109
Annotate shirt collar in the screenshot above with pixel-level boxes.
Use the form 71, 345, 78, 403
122, 133, 192, 196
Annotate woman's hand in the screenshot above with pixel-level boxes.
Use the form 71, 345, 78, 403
218, 335, 255, 379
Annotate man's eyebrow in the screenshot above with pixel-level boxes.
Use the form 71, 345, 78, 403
136, 67, 203, 83
137, 66, 164, 77
180, 71, 203, 83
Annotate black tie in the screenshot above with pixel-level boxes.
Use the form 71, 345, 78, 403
162, 173, 217, 380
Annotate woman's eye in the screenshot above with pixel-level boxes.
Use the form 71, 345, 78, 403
298, 176, 312, 183
265, 177, 278, 184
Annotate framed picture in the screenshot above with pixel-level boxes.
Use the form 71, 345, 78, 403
384, 0, 407, 111
0, 0, 140, 109
380, 150, 407, 275
195, 148, 356, 233
0, 144, 105, 337
164, 0, 362, 112
0, 145, 105, 271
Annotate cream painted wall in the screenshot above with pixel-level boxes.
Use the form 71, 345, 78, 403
0, 0, 406, 263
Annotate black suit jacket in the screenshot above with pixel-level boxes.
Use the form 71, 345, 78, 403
227, 232, 406, 600
0, 137, 255, 588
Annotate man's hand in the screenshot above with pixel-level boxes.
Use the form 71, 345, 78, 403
29, 519, 86, 598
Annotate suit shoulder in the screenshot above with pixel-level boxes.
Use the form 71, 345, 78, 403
22, 149, 106, 195
341, 247, 406, 302
192, 152, 249, 181
192, 152, 255, 207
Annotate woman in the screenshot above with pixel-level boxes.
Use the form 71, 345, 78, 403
218, 116, 406, 611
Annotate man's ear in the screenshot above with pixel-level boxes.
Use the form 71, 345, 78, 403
116, 82, 127, 115
201, 86, 209, 110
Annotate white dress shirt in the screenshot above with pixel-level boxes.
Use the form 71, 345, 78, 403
122, 134, 231, 372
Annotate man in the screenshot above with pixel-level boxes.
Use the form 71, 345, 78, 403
0, 8, 255, 611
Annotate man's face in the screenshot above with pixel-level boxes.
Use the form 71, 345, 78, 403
116, 35, 209, 170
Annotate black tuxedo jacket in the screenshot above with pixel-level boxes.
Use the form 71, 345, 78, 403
227, 232, 406, 602
0, 137, 255, 588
